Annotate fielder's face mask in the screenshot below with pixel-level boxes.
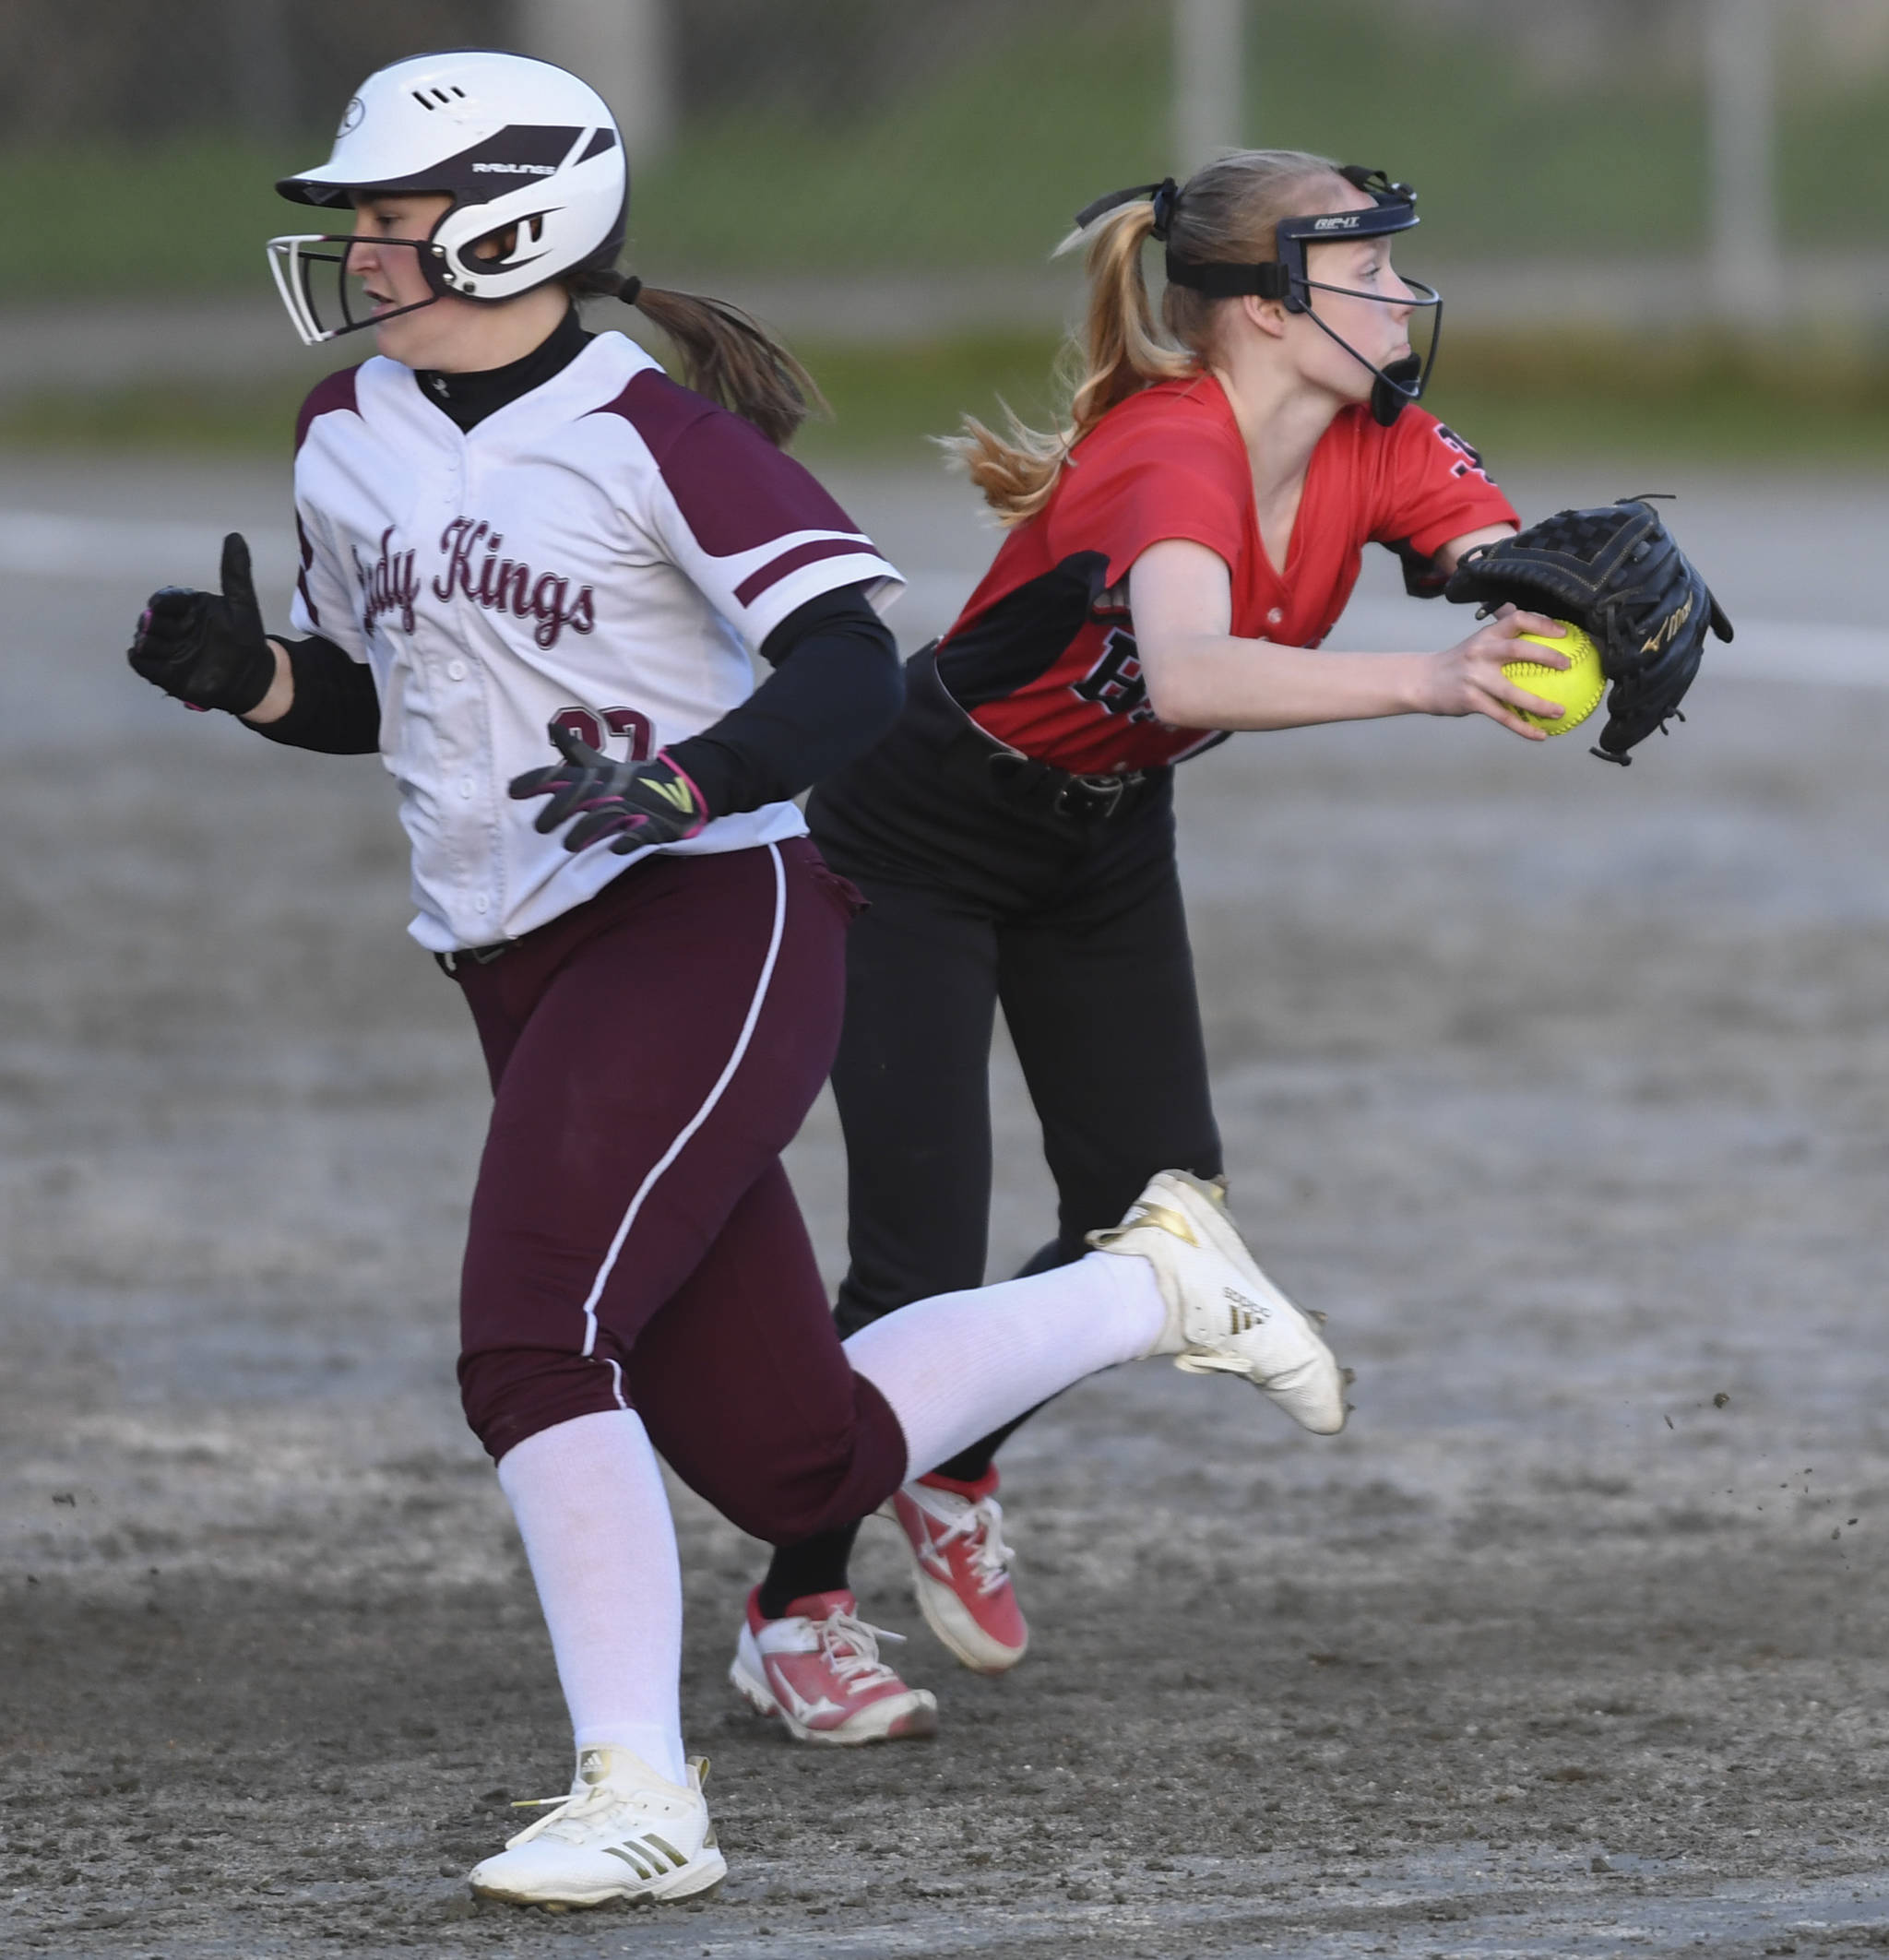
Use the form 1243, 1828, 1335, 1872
1081, 165, 1442, 426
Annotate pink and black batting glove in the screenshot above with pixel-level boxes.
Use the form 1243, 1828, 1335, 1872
127, 532, 278, 716
509, 723, 710, 855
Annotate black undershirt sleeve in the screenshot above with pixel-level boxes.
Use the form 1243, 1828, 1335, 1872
664, 584, 903, 815
247, 636, 381, 755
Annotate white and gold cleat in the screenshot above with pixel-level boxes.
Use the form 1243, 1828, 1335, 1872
468, 1745, 726, 1908
1088, 1170, 1349, 1435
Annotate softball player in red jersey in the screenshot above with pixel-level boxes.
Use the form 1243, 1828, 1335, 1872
746, 152, 1569, 1705
125, 56, 1349, 1910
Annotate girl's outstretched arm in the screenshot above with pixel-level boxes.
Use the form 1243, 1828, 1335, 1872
1130, 537, 1568, 740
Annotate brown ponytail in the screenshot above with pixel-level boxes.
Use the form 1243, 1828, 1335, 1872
943, 148, 1350, 524
571, 267, 826, 450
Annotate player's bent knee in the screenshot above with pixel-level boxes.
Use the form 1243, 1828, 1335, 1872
715, 1490, 873, 1546
674, 1376, 909, 1544
458, 1347, 629, 1464
714, 1477, 872, 1547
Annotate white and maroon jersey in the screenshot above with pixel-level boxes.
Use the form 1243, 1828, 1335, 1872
289, 330, 902, 952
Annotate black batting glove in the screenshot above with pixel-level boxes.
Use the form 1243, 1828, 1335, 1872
128, 531, 277, 715
509, 723, 710, 855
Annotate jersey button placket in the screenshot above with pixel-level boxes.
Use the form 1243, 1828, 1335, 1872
456, 445, 504, 938
422, 439, 481, 932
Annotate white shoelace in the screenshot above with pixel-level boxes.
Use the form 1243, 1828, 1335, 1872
930, 1491, 1015, 1596
509, 1774, 688, 1845
508, 1779, 642, 1844
815, 1606, 909, 1696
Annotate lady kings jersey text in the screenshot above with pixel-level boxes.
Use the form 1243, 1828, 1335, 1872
359, 518, 598, 649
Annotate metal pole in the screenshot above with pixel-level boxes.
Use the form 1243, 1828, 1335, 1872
514, 0, 675, 162
223, 0, 295, 143
1172, 0, 1244, 175
1706, 0, 1781, 328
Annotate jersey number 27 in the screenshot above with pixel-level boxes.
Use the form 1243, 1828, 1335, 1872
551, 704, 654, 760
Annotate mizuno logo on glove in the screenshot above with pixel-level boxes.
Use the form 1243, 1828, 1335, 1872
1443, 498, 1732, 766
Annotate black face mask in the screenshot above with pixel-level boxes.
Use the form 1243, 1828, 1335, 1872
1269, 277, 1439, 430
1173, 168, 1441, 427
1082, 165, 1443, 427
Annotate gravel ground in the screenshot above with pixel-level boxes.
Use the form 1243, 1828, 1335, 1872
3, 457, 1889, 1958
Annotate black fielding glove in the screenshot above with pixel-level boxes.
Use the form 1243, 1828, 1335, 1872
1443, 499, 1733, 765
128, 531, 277, 715
509, 723, 710, 855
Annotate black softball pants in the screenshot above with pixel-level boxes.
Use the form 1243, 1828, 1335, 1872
759, 657, 1222, 1611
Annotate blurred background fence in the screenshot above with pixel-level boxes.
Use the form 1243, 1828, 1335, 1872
2, 0, 1888, 460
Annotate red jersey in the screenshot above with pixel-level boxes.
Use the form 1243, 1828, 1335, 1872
934, 373, 1519, 776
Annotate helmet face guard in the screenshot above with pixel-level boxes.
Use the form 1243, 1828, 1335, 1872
267, 205, 572, 348
267, 233, 446, 347
1166, 165, 1443, 426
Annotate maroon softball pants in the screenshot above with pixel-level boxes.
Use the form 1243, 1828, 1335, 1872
450, 837, 908, 1545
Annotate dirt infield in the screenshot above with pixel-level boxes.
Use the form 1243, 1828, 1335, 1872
4, 458, 1889, 1957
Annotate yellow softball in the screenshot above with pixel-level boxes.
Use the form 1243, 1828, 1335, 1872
1502, 621, 1605, 734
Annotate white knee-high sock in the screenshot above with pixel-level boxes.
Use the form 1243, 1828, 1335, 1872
843, 1249, 1167, 1477
494, 1408, 686, 1787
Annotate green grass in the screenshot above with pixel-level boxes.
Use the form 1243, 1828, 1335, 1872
0, 373, 310, 457
0, 334, 1065, 465
0, 137, 302, 301
6, 327, 1889, 468
1426, 329, 1889, 467
5, 4, 1889, 298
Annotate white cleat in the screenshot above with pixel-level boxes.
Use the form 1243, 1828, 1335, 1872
467, 1745, 726, 1908
1088, 1170, 1349, 1435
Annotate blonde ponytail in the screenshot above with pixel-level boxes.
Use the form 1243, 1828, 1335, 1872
941, 201, 1192, 526
944, 148, 1349, 524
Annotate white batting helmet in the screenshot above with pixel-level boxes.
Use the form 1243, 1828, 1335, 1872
267, 49, 628, 345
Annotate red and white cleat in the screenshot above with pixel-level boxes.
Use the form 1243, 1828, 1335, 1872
887, 1469, 1029, 1675
729, 1588, 938, 1745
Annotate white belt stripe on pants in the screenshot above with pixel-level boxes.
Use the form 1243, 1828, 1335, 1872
575, 842, 790, 1391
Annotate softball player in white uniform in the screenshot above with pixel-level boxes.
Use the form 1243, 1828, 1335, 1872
127, 50, 1349, 1909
